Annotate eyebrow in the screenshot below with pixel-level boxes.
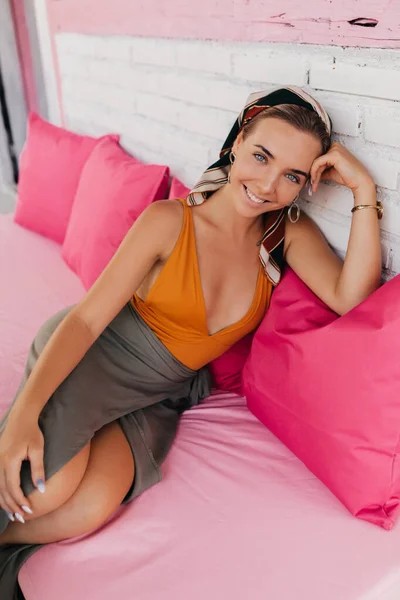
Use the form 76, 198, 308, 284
254, 144, 310, 179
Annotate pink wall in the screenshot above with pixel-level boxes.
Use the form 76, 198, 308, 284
46, 0, 400, 49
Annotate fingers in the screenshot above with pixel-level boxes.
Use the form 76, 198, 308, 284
310, 155, 329, 187
0, 464, 27, 521
310, 147, 341, 191
311, 169, 325, 192
2, 488, 23, 519
5, 459, 32, 516
0, 468, 14, 519
0, 455, 35, 522
310, 164, 329, 192
0, 428, 45, 522
310, 165, 323, 192
29, 447, 46, 495
2, 444, 46, 520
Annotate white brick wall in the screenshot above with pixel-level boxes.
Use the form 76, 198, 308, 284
55, 34, 400, 278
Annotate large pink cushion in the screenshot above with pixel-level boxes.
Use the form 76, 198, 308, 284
62, 138, 169, 289
243, 267, 400, 530
169, 177, 190, 199
14, 113, 117, 244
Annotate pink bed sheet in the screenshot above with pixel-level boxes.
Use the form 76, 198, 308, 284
2, 213, 400, 600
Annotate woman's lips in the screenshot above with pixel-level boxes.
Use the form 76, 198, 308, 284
243, 185, 269, 205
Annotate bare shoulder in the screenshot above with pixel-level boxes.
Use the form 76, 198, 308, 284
137, 199, 184, 259
144, 198, 184, 219
283, 210, 321, 254
140, 198, 183, 225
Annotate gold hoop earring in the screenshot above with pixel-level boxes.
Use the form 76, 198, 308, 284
227, 151, 236, 184
288, 195, 300, 224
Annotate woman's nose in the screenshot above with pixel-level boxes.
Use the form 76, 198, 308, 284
259, 172, 278, 195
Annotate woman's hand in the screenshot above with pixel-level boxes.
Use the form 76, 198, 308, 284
310, 142, 375, 195
0, 415, 45, 521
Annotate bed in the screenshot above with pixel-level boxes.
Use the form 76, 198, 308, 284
2, 212, 400, 599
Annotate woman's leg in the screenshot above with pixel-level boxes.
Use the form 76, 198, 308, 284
14, 442, 91, 522
0, 422, 134, 545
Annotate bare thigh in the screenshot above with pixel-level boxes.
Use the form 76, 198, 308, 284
2, 422, 135, 545
22, 442, 91, 521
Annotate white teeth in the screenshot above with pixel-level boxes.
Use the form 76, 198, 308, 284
245, 186, 265, 204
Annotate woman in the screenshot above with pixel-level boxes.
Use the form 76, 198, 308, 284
0, 86, 382, 596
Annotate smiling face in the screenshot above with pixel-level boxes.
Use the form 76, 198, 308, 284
230, 117, 323, 215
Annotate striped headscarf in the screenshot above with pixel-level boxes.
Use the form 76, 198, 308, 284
187, 86, 331, 286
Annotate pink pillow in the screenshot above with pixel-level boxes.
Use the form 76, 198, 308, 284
243, 267, 400, 530
14, 112, 118, 244
209, 333, 254, 394
62, 138, 169, 289
169, 177, 190, 199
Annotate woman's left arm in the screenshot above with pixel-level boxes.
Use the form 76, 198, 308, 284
284, 142, 382, 316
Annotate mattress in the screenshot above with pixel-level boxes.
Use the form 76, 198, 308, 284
2, 213, 400, 600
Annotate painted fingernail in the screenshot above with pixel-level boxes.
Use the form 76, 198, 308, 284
37, 479, 46, 494
22, 505, 33, 515
6, 511, 15, 522
308, 186, 313, 196
14, 512, 25, 524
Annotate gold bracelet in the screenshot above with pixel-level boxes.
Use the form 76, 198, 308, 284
351, 201, 383, 220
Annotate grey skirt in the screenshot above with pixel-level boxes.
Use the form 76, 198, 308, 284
0, 302, 211, 599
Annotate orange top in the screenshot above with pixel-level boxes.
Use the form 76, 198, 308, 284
130, 198, 273, 370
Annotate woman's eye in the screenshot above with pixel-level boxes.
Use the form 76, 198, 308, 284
254, 153, 266, 163
287, 173, 300, 184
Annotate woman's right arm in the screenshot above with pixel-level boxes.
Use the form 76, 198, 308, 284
11, 200, 183, 420
0, 200, 183, 515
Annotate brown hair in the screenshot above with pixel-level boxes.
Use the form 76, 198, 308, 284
242, 104, 331, 157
